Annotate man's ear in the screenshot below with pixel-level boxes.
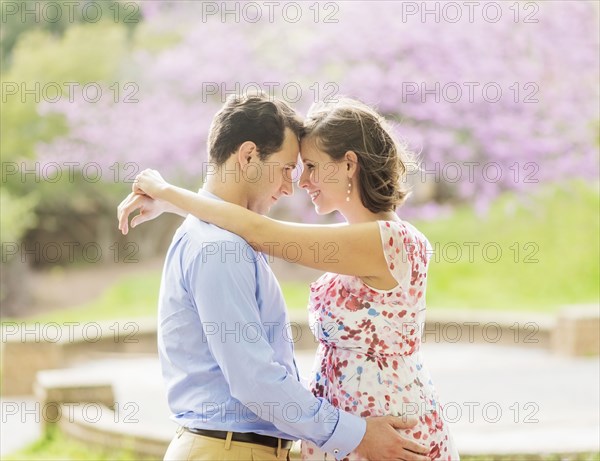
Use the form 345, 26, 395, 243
237, 141, 257, 166
345, 150, 359, 177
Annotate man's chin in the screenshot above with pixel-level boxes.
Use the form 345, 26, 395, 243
257, 205, 271, 215
248, 202, 268, 215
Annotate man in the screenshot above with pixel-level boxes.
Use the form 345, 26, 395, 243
117, 94, 430, 461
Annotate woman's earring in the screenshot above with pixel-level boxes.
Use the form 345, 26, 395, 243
346, 180, 351, 202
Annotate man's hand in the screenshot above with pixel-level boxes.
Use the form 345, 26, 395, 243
355, 416, 430, 461
117, 192, 185, 235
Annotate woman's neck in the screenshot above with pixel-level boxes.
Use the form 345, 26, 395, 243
340, 206, 400, 225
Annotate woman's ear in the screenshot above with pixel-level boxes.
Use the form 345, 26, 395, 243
345, 150, 358, 177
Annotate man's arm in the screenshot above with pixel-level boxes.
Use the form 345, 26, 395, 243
187, 241, 363, 457
187, 241, 430, 461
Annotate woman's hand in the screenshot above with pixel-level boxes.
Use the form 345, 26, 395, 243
133, 168, 170, 199
117, 192, 182, 235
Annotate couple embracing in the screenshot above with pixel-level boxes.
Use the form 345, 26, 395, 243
117, 93, 459, 461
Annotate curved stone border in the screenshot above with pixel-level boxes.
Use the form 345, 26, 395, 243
1, 317, 157, 396
57, 404, 169, 459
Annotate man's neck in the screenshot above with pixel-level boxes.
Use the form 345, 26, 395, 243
203, 177, 249, 210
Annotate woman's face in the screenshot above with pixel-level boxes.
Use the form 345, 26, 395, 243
298, 138, 351, 215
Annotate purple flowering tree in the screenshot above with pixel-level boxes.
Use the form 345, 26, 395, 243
38, 1, 599, 220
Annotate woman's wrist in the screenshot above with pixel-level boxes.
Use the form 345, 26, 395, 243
160, 184, 188, 215
165, 200, 188, 218
157, 183, 175, 201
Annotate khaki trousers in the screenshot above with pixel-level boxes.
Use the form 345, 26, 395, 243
163, 427, 292, 461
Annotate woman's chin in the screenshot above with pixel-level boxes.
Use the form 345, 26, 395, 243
313, 203, 334, 215
313, 204, 326, 215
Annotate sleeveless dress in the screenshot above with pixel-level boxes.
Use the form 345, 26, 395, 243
301, 220, 459, 461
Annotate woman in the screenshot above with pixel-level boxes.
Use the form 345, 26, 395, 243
123, 98, 459, 460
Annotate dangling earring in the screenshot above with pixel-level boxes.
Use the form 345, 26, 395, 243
346, 180, 351, 202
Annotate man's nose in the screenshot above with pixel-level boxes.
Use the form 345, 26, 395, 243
281, 178, 294, 196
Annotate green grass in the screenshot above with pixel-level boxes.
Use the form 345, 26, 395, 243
415, 180, 599, 312
4, 275, 309, 325
17, 272, 164, 324
3, 427, 149, 461
279, 280, 311, 310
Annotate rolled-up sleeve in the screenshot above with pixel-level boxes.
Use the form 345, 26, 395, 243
187, 242, 366, 458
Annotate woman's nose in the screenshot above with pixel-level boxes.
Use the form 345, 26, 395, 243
299, 168, 310, 189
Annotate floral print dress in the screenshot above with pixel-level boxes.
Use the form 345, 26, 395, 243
302, 220, 459, 461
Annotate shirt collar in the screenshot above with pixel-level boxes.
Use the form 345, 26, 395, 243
198, 188, 225, 202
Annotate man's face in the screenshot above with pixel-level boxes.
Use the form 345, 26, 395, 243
246, 128, 300, 215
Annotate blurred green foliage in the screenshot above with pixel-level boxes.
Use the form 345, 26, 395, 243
1, 0, 140, 64
1, 21, 132, 252
0, 4, 185, 259
0, 17, 140, 274
0, 188, 37, 243
419, 180, 600, 311
2, 20, 128, 161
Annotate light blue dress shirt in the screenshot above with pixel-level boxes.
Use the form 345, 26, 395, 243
157, 190, 366, 459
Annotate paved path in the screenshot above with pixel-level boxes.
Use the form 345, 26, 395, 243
2, 343, 599, 456
0, 396, 42, 456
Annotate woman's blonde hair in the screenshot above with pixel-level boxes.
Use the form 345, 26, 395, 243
303, 98, 413, 213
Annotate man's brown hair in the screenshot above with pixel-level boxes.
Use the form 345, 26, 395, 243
208, 93, 304, 166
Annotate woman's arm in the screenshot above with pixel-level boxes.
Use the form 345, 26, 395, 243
134, 170, 391, 280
